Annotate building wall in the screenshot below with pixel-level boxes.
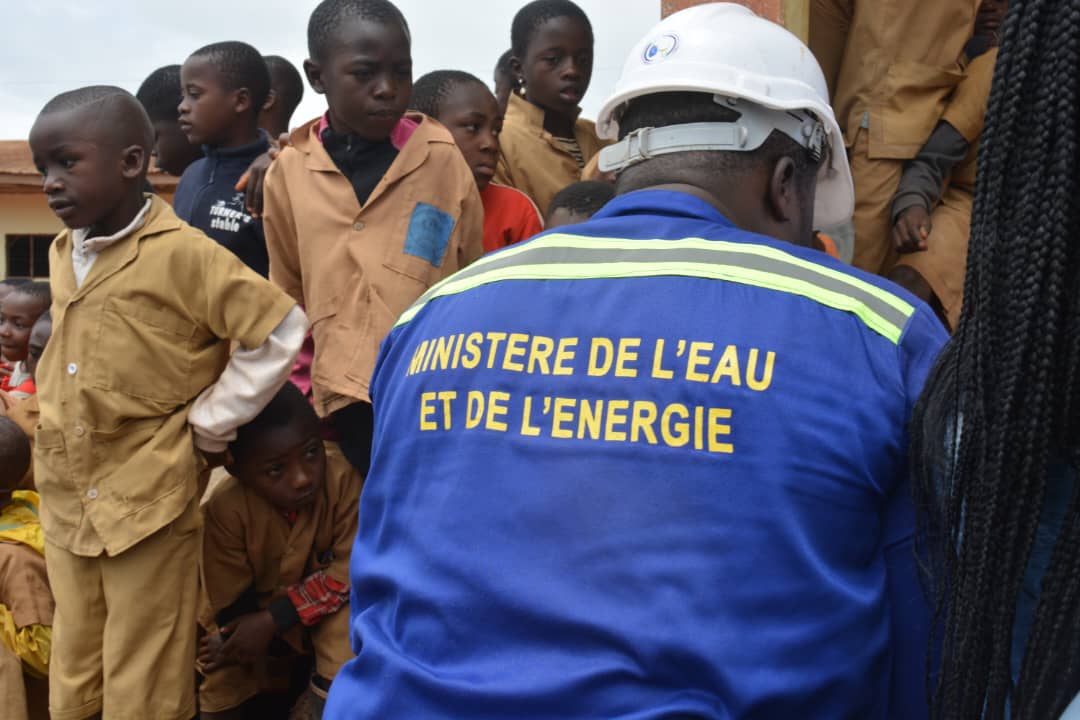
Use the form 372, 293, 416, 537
0, 191, 61, 278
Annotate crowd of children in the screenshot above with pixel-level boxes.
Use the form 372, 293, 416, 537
0, 0, 1003, 717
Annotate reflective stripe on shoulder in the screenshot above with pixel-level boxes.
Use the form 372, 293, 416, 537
396, 233, 916, 344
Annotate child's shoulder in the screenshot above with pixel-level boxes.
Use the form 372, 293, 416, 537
324, 442, 363, 508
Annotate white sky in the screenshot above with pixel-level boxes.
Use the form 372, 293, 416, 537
0, 0, 660, 139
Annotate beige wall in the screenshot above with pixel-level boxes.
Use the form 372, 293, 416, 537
0, 191, 61, 279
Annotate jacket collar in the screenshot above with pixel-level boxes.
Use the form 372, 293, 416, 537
505, 93, 583, 138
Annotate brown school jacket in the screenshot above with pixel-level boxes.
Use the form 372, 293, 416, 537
819, 0, 980, 159
199, 444, 361, 651
263, 113, 485, 416
35, 196, 297, 557
0, 543, 52, 629
942, 48, 998, 193
494, 93, 610, 216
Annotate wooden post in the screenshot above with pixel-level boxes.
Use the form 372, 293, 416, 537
661, 0, 808, 42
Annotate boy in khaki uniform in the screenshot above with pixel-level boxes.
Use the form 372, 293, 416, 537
809, 0, 980, 274
28, 86, 306, 720
263, 0, 483, 475
198, 383, 361, 719
890, 44, 999, 330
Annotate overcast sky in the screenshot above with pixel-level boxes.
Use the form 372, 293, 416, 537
0, 1, 659, 139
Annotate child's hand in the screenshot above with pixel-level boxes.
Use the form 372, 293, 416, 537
197, 628, 227, 673
893, 205, 932, 254
235, 133, 291, 218
216, 610, 277, 667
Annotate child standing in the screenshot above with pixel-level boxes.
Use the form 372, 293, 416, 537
260, 55, 306, 138
0, 281, 50, 400
263, 0, 484, 474
176, 41, 274, 276
29, 85, 305, 720
0, 416, 52, 720
493, 0, 608, 215
136, 65, 204, 178
198, 383, 360, 719
411, 70, 543, 253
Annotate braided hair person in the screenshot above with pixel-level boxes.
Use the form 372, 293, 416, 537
910, 0, 1080, 717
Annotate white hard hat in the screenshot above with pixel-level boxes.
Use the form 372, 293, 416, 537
596, 2, 853, 229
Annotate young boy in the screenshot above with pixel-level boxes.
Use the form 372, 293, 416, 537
198, 383, 360, 719
544, 179, 613, 228
260, 55, 306, 138
0, 416, 52, 720
29, 85, 305, 720
494, 0, 609, 215
136, 65, 204, 177
263, 0, 484, 475
176, 41, 274, 276
0, 281, 50, 400
411, 70, 543, 253
1, 310, 50, 491
493, 49, 518, 116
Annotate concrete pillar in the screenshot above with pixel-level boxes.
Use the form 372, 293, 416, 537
661, 0, 808, 42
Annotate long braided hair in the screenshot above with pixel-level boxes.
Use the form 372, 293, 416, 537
910, 0, 1080, 717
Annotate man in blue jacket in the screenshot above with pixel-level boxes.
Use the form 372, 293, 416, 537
326, 4, 946, 718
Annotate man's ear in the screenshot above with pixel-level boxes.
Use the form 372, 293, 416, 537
304, 59, 326, 95
233, 87, 253, 116
120, 144, 147, 179
766, 156, 798, 223
262, 88, 278, 113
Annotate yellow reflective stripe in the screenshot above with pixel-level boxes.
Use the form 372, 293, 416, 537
398, 258, 909, 343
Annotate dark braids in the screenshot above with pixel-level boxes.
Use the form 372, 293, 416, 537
911, 1, 1080, 717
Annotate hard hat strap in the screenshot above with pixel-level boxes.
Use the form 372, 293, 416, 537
599, 98, 826, 174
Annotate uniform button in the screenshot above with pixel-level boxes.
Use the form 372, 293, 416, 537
86, 488, 98, 500
67, 363, 78, 376
73, 425, 85, 437
352, 221, 365, 231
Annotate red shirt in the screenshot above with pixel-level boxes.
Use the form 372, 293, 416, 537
481, 183, 543, 254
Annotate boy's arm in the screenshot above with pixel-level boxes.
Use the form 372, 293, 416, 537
891, 122, 970, 225
266, 453, 361, 632
187, 244, 307, 453
262, 155, 304, 303
448, 181, 485, 274
202, 492, 257, 616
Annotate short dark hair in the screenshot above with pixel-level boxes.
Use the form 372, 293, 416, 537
411, 70, 487, 118
548, 180, 614, 218
38, 86, 154, 151
511, 0, 593, 57
136, 65, 183, 123
10, 280, 51, 305
0, 417, 30, 489
308, 0, 410, 62
495, 49, 514, 77
264, 55, 304, 117
230, 383, 319, 462
188, 41, 271, 113
615, 92, 821, 194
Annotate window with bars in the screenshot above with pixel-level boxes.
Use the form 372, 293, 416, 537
5, 234, 53, 278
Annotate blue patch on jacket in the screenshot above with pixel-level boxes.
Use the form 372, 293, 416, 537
404, 203, 454, 266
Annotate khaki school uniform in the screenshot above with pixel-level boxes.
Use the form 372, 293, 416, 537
198, 445, 360, 711
810, 0, 979, 274
895, 48, 997, 330
35, 195, 296, 720
494, 93, 610, 217
263, 113, 484, 417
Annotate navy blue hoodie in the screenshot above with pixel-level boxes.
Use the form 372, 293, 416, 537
173, 131, 271, 277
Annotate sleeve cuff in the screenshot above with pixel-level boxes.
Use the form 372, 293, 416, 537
891, 193, 931, 224
193, 433, 229, 453
267, 595, 301, 633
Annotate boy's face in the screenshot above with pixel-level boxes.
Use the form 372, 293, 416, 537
231, 420, 326, 512
29, 107, 145, 235
179, 56, 252, 148
437, 83, 502, 191
305, 17, 413, 141
152, 119, 203, 176
515, 16, 593, 121
25, 315, 51, 380
0, 292, 47, 363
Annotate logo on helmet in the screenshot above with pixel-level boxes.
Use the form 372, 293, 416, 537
642, 34, 679, 64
